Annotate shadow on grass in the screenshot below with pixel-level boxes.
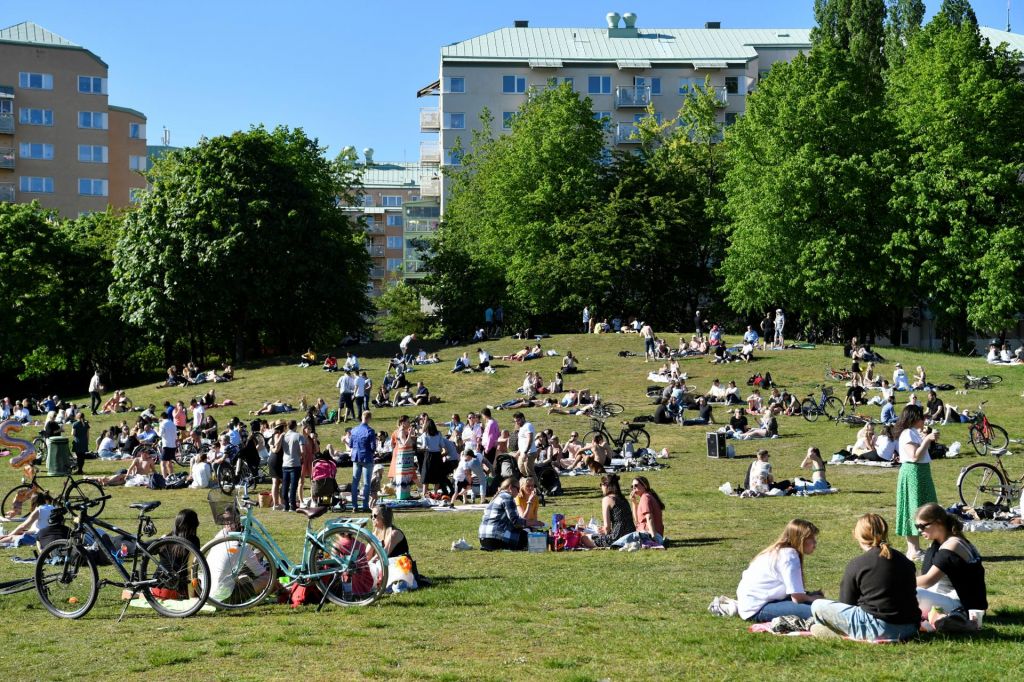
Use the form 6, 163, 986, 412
987, 607, 1024, 625
425, 574, 505, 587
667, 537, 732, 549
983, 555, 1024, 564
847, 490, 884, 495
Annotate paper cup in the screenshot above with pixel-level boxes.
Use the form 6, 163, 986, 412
968, 609, 985, 628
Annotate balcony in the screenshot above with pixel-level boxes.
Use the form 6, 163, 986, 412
0, 183, 13, 202
420, 141, 441, 165
364, 223, 384, 234
615, 122, 641, 144
367, 244, 385, 257
420, 175, 441, 197
419, 108, 440, 132
614, 85, 651, 108
0, 112, 12, 134
0, 147, 13, 169
369, 267, 385, 279
711, 86, 729, 107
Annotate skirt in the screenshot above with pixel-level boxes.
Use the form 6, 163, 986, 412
895, 462, 937, 537
420, 450, 447, 486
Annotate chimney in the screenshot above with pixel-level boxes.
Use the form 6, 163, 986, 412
705, 21, 721, 29
514, 19, 528, 28
608, 11, 639, 38
606, 12, 621, 28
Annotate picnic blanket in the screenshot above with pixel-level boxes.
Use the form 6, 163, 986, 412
748, 622, 902, 643
431, 504, 488, 513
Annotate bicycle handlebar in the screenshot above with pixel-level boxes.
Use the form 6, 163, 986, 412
65, 494, 112, 511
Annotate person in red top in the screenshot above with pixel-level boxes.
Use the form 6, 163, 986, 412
630, 476, 665, 542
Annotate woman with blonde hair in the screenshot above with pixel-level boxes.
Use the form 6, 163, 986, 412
736, 519, 822, 622
810, 514, 920, 640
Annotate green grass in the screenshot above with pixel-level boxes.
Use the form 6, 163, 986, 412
3, 334, 1023, 681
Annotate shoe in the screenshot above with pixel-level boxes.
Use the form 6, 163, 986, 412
936, 610, 976, 634
809, 623, 841, 639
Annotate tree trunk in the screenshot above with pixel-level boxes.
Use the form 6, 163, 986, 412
889, 306, 903, 347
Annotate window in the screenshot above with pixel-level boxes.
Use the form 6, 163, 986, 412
129, 188, 145, 203
386, 258, 404, 271
502, 111, 516, 129
18, 72, 53, 90
129, 155, 147, 171
588, 76, 611, 94
362, 195, 375, 207
592, 112, 612, 130
19, 143, 54, 160
129, 122, 146, 139
19, 108, 53, 126
563, 77, 574, 91
443, 112, 465, 129
635, 77, 660, 96
78, 111, 108, 129
634, 112, 662, 124
386, 236, 403, 249
679, 78, 693, 95
443, 77, 465, 93
382, 196, 403, 207
445, 149, 463, 166
78, 178, 109, 196
0, 99, 11, 114
386, 215, 403, 227
19, 176, 54, 193
650, 77, 661, 95
725, 76, 739, 95
77, 145, 108, 163
502, 75, 526, 94
78, 76, 108, 94
724, 112, 739, 126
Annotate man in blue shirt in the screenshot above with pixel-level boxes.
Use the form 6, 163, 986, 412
880, 395, 897, 425
743, 325, 759, 346
349, 411, 377, 512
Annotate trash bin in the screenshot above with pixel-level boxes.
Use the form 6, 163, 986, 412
46, 436, 72, 476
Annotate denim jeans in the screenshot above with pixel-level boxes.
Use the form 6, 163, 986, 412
352, 460, 373, 510
750, 599, 813, 623
282, 466, 301, 511
811, 599, 919, 641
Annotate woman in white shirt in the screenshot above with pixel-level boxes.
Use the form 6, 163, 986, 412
736, 519, 822, 621
189, 452, 213, 489
98, 427, 120, 459
894, 405, 939, 559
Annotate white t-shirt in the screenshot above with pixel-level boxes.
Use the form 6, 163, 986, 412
89, 374, 101, 393
736, 547, 805, 620
898, 427, 929, 463
192, 404, 205, 430
875, 435, 897, 461
774, 314, 785, 331
400, 334, 414, 351
159, 418, 177, 448
207, 528, 268, 602
517, 422, 536, 455
190, 462, 212, 488
461, 423, 482, 453
749, 460, 772, 491
354, 375, 366, 398
99, 436, 117, 453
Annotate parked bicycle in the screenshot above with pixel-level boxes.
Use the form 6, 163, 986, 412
966, 402, 1009, 456
950, 371, 1003, 391
35, 496, 211, 619
956, 448, 1022, 510
583, 415, 651, 452
200, 490, 388, 610
801, 385, 845, 422
215, 456, 265, 495
2, 465, 105, 520
824, 363, 853, 382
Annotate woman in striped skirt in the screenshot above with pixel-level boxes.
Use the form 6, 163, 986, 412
388, 416, 418, 501
894, 404, 939, 561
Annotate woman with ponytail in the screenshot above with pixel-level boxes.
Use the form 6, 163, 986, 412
915, 503, 988, 617
810, 514, 920, 641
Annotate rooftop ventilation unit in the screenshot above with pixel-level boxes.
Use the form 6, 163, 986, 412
705, 21, 721, 29
514, 19, 529, 28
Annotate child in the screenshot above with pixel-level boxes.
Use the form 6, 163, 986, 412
453, 447, 487, 505
794, 447, 830, 492
188, 451, 212, 489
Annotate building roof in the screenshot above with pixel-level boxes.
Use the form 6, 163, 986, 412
0, 21, 78, 47
109, 104, 147, 120
360, 162, 437, 189
980, 26, 1024, 54
441, 27, 812, 64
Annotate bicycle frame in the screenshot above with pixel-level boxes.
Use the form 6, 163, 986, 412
69, 511, 158, 589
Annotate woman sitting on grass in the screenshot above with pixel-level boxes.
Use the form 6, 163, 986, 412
914, 503, 987, 625
565, 433, 611, 473
515, 476, 541, 523
736, 519, 822, 622
579, 474, 636, 549
809, 514, 920, 641
478, 478, 543, 551
372, 504, 422, 583
629, 476, 665, 543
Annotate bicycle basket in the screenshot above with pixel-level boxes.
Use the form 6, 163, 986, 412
207, 489, 240, 527
822, 387, 834, 397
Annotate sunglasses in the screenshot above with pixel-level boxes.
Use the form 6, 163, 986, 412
914, 521, 933, 532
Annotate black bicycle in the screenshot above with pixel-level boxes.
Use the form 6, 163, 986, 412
801, 385, 844, 422
1, 465, 105, 520
35, 496, 211, 620
583, 416, 651, 452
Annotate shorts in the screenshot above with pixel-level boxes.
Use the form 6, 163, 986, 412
161, 447, 177, 462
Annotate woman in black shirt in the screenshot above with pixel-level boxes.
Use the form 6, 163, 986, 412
915, 503, 987, 620
810, 514, 920, 641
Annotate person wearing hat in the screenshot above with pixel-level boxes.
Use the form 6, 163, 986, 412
892, 363, 910, 392
267, 419, 286, 509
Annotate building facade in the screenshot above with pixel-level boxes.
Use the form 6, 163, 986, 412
0, 22, 146, 216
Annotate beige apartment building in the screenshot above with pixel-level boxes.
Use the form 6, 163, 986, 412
0, 21, 146, 217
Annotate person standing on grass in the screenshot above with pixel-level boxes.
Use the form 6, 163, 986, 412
400, 333, 416, 359
71, 412, 89, 475
88, 369, 103, 415
640, 321, 655, 362
759, 313, 771, 351
773, 309, 785, 348
353, 370, 366, 420
350, 411, 376, 512
893, 404, 939, 560
694, 310, 703, 340
276, 419, 304, 512
513, 411, 536, 480
158, 411, 177, 479
582, 306, 591, 334
481, 407, 500, 470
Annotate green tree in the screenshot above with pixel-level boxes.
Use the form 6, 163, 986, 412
884, 0, 925, 66
373, 281, 429, 341
111, 126, 372, 362
885, 8, 1024, 344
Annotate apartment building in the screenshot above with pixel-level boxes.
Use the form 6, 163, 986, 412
0, 21, 146, 216
341, 154, 441, 295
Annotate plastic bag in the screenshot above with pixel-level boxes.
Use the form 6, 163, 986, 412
719, 482, 734, 495
386, 555, 417, 591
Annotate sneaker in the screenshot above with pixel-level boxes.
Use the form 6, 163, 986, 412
936, 611, 976, 634
810, 623, 841, 639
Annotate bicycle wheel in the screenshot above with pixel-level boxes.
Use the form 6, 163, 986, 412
583, 430, 607, 448
987, 425, 1009, 453
985, 374, 1003, 385
622, 427, 651, 450
969, 425, 988, 456
32, 437, 46, 458
35, 539, 99, 619
236, 462, 259, 493
973, 379, 993, 390
1, 484, 36, 519
176, 442, 196, 466
602, 403, 624, 416
139, 537, 211, 617
66, 479, 105, 515
200, 535, 278, 610
957, 463, 1007, 508
312, 526, 388, 607
800, 398, 819, 422
823, 397, 845, 421
216, 463, 237, 494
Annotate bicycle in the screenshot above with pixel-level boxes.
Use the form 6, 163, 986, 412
200, 490, 388, 610
966, 402, 1009, 456
584, 416, 651, 452
956, 449, 1022, 510
215, 455, 264, 495
35, 496, 211, 619
801, 385, 845, 422
589, 402, 624, 419
950, 371, 1003, 391
1, 464, 105, 520
824, 363, 852, 382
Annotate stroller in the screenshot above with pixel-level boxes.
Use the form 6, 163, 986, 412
487, 453, 520, 497
311, 452, 343, 509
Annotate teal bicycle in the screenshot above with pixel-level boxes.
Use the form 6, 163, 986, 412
201, 491, 388, 610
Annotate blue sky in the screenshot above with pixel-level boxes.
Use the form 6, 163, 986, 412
9, 0, 1016, 162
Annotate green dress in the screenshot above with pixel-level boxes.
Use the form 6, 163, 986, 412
895, 429, 938, 537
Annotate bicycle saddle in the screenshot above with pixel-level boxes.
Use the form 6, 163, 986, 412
296, 506, 329, 520
129, 501, 161, 512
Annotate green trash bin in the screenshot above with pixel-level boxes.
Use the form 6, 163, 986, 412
46, 436, 72, 476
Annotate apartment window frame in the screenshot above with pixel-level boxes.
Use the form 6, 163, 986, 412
587, 75, 612, 95
386, 258, 404, 271
502, 111, 516, 129
445, 149, 464, 166
78, 178, 109, 197
18, 72, 53, 90
129, 155, 148, 171
592, 111, 612, 131
19, 176, 55, 193
443, 77, 465, 93
443, 112, 465, 130
381, 195, 403, 208
386, 236, 404, 249
679, 78, 694, 95
502, 75, 526, 94
386, 215, 403, 227
129, 122, 146, 139
77, 144, 109, 163
725, 76, 740, 95
77, 75, 108, 95
78, 111, 109, 130
19, 108, 54, 126
19, 142, 55, 160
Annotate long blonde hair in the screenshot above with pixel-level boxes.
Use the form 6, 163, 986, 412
759, 519, 818, 581
853, 513, 893, 559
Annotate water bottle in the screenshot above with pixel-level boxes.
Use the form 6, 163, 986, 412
622, 440, 634, 461
117, 543, 129, 559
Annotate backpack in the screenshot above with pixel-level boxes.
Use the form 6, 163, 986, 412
164, 472, 188, 489
148, 472, 166, 490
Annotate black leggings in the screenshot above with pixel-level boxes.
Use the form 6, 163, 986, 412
480, 532, 527, 551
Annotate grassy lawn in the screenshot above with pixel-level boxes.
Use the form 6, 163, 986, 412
2, 333, 1022, 681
